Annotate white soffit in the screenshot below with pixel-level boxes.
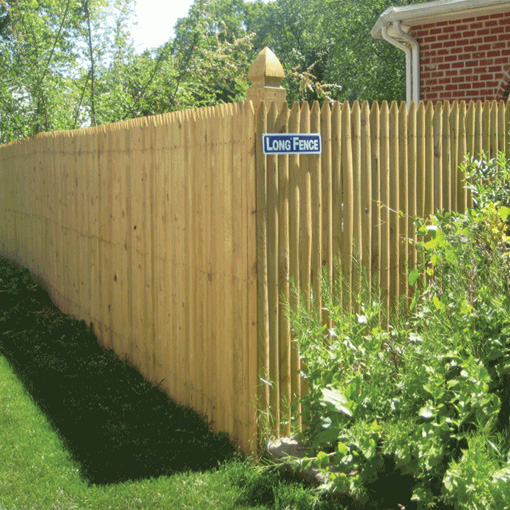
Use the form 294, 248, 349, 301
372, 0, 510, 38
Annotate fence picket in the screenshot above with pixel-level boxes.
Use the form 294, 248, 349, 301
498, 101, 506, 153
245, 101, 258, 452
256, 102, 270, 432
361, 101, 372, 291
332, 102, 342, 288
483, 100, 491, 156
398, 102, 408, 301
389, 102, 400, 305
457, 102, 468, 212
288, 102, 302, 415
370, 102, 381, 290
433, 103, 443, 212
277, 103, 291, 436
311, 102, 322, 312
442, 102, 451, 211
474, 101, 483, 158
266, 101, 280, 431
449, 102, 459, 211
321, 103, 333, 297
379, 101, 390, 311
491, 101, 498, 157
407, 103, 417, 272
351, 101, 362, 297
2, 98, 509, 455
299, 102, 312, 309
341, 102, 354, 309
425, 102, 435, 217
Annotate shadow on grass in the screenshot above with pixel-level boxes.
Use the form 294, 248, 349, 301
0, 261, 236, 485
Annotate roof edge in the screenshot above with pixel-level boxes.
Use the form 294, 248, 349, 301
372, 0, 510, 39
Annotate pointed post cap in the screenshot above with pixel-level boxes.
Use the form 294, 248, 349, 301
247, 47, 286, 107
248, 47, 285, 87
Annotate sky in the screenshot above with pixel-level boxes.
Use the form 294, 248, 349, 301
131, 0, 274, 53
131, 0, 192, 52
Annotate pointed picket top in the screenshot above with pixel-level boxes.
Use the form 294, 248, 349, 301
247, 47, 287, 108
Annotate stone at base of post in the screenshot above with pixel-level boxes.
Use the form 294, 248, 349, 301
247, 47, 287, 109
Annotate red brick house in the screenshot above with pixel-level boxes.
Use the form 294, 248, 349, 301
371, 0, 510, 103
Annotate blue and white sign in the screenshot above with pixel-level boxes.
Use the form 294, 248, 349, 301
263, 133, 322, 155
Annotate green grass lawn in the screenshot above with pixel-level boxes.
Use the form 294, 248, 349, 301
0, 259, 349, 510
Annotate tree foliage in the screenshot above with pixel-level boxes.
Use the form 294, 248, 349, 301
0, 0, 428, 143
245, 0, 429, 103
0, 0, 136, 142
116, 0, 253, 117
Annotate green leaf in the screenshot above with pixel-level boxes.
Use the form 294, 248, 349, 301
337, 442, 349, 456
411, 486, 430, 502
419, 405, 435, 420
320, 387, 352, 417
410, 292, 419, 312
499, 206, 510, 221
321, 386, 347, 406
315, 451, 330, 468
300, 458, 313, 470
315, 428, 340, 444
408, 268, 420, 287
344, 376, 362, 401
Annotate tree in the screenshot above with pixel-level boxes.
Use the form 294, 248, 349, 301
108, 0, 254, 119
1, 0, 74, 141
0, 0, 254, 140
0, 0, 137, 143
245, 0, 428, 103
0, 0, 430, 144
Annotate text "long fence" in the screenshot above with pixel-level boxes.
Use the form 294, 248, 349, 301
262, 133, 322, 155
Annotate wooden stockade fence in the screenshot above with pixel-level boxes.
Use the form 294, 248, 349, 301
0, 103, 259, 453
256, 98, 510, 437
0, 48, 509, 452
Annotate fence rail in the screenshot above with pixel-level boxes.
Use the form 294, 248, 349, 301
0, 98, 509, 451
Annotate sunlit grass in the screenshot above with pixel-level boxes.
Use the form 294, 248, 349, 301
0, 259, 347, 509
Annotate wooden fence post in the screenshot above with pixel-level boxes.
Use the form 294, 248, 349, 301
249, 47, 287, 441
247, 47, 287, 108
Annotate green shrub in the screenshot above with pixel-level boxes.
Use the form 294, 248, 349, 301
287, 152, 510, 509
442, 434, 510, 509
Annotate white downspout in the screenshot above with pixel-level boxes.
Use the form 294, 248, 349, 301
382, 23, 412, 105
393, 21, 420, 104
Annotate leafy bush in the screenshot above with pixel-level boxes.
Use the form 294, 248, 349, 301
287, 152, 510, 509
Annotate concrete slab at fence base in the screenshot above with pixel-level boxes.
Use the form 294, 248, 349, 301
267, 437, 330, 486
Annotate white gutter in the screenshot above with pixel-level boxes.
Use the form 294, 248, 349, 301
393, 22, 420, 104
372, 0, 510, 103
382, 23, 412, 105
382, 21, 419, 105
372, 0, 510, 37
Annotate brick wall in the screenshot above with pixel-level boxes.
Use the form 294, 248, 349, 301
411, 11, 510, 102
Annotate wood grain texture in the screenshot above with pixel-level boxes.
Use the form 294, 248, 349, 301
0, 99, 507, 453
